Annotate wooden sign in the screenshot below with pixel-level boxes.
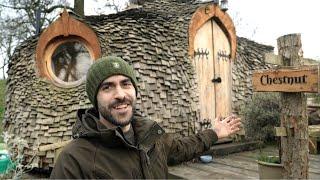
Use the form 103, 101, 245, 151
253, 66, 319, 92
274, 127, 287, 137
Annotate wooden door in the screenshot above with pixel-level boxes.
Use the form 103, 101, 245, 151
193, 19, 232, 125
212, 19, 232, 118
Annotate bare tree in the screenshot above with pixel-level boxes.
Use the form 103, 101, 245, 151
0, 0, 140, 79
0, 0, 72, 79
74, 0, 84, 16
90, 0, 148, 15
129, 0, 145, 5
92, 0, 129, 14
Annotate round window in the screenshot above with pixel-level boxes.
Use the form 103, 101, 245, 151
36, 11, 101, 86
46, 39, 94, 88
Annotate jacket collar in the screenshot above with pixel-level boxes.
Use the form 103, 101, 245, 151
73, 108, 165, 151
132, 116, 165, 151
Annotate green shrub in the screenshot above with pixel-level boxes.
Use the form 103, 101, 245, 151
257, 155, 280, 164
0, 79, 6, 143
241, 92, 280, 143
307, 93, 320, 104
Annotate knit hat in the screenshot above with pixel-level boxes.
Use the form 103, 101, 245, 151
86, 56, 138, 109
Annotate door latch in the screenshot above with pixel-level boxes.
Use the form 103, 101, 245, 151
212, 77, 222, 83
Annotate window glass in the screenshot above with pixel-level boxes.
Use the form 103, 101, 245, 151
51, 41, 92, 82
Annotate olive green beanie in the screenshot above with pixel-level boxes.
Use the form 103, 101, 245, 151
86, 56, 138, 109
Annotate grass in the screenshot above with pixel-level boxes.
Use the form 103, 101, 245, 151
0, 79, 6, 143
0, 143, 5, 150
257, 154, 280, 164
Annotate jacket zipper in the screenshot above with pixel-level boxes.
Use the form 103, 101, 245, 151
114, 129, 152, 166
143, 151, 150, 166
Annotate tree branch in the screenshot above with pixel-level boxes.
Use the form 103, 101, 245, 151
43, 5, 73, 14
0, 3, 26, 10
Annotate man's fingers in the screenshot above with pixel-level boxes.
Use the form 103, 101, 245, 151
223, 115, 234, 123
228, 117, 241, 125
231, 127, 240, 134
231, 121, 242, 129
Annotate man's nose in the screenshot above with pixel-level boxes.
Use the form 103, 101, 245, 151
114, 86, 126, 99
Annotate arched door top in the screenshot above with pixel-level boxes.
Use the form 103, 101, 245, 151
189, 4, 236, 60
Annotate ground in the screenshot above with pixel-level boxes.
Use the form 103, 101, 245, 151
19, 144, 320, 179
168, 145, 320, 179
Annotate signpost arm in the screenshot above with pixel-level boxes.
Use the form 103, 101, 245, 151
277, 34, 309, 179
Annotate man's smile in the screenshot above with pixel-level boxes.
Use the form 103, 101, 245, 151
112, 103, 131, 113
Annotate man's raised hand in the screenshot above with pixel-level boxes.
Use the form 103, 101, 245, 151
213, 115, 242, 139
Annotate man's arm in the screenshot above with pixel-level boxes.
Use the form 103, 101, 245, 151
165, 115, 241, 165
165, 129, 218, 165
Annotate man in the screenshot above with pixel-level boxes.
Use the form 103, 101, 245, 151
50, 56, 241, 179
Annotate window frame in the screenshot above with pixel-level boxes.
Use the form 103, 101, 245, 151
44, 36, 94, 88
36, 10, 101, 88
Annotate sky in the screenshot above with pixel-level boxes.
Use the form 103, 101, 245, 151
71, 0, 320, 60
227, 0, 320, 60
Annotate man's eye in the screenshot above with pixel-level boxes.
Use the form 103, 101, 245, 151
102, 85, 110, 90
123, 81, 132, 87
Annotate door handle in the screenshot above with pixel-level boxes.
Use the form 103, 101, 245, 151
212, 77, 222, 83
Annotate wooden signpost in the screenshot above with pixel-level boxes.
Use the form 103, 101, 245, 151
253, 66, 319, 93
253, 34, 310, 179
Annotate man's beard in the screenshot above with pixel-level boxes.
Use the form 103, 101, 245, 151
98, 97, 135, 127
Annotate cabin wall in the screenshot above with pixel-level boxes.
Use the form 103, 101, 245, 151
232, 37, 274, 112
4, 0, 275, 169
4, 37, 92, 166
85, 10, 200, 136
4, 9, 202, 168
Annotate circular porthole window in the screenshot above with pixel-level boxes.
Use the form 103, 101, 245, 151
45, 38, 94, 88
36, 10, 101, 87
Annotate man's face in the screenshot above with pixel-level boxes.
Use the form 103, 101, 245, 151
97, 75, 136, 127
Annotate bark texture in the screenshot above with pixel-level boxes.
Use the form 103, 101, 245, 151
277, 34, 309, 179
74, 0, 84, 17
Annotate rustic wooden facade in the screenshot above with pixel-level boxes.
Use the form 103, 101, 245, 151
4, 0, 273, 168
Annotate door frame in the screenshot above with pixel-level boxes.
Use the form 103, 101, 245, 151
188, 4, 236, 61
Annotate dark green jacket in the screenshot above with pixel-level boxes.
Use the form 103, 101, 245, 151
50, 108, 218, 179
